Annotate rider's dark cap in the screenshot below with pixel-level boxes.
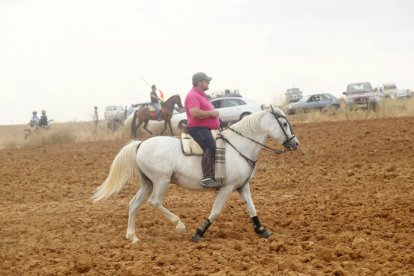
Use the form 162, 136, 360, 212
192, 72, 212, 85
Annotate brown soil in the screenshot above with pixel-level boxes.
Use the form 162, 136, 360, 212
1, 117, 413, 275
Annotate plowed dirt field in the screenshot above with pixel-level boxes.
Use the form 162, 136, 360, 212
1, 117, 413, 275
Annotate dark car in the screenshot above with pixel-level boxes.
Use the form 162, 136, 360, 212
343, 82, 382, 110
284, 93, 340, 114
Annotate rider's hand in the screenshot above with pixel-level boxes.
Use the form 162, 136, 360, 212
210, 110, 219, 118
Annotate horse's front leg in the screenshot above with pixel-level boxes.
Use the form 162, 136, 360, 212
168, 120, 174, 136
238, 183, 272, 238
192, 185, 233, 242
160, 120, 168, 135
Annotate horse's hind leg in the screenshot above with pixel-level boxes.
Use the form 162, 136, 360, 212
148, 178, 186, 235
238, 183, 272, 238
126, 176, 153, 243
143, 120, 153, 135
134, 120, 145, 138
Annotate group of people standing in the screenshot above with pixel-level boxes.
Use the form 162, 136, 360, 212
29, 110, 49, 129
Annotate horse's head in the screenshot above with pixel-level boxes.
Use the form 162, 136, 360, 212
265, 106, 299, 151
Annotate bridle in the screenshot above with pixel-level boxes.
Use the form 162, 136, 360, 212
269, 105, 297, 149
219, 107, 296, 168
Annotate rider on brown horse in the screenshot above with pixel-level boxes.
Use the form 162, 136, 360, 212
150, 85, 162, 120
131, 94, 183, 137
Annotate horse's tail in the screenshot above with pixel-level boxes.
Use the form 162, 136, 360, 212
131, 111, 138, 138
91, 140, 142, 203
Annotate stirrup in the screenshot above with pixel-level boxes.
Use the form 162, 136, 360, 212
200, 178, 223, 188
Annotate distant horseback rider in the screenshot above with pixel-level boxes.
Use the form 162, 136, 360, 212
150, 85, 162, 120
29, 111, 39, 128
38, 110, 49, 128
185, 72, 222, 188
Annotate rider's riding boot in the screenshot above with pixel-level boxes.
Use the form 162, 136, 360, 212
200, 149, 223, 188
157, 112, 162, 121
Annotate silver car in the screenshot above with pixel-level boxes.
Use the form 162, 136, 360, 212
284, 93, 340, 115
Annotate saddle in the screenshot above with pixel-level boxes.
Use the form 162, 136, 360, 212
180, 130, 218, 156
148, 107, 163, 120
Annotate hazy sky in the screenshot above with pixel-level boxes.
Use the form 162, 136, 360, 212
1, 0, 413, 124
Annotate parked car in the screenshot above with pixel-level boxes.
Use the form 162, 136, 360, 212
285, 88, 303, 103
375, 83, 411, 99
284, 93, 340, 114
104, 105, 125, 121
342, 82, 382, 110
104, 105, 126, 132
395, 89, 412, 99
171, 96, 264, 130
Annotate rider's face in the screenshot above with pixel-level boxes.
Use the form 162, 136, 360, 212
199, 80, 210, 91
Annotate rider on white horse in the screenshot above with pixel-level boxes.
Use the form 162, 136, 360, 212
185, 72, 222, 188
92, 105, 299, 243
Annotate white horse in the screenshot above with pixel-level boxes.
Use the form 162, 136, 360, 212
92, 107, 299, 243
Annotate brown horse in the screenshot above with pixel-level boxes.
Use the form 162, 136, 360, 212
131, 94, 183, 138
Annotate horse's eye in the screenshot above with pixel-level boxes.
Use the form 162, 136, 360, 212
283, 122, 288, 128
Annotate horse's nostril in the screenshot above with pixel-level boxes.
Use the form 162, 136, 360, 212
295, 142, 299, 146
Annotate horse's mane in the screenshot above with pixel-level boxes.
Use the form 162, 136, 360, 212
164, 95, 174, 103
228, 107, 285, 137
162, 94, 181, 107
229, 111, 267, 136
161, 95, 177, 108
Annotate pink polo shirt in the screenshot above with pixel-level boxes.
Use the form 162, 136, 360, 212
185, 87, 220, 129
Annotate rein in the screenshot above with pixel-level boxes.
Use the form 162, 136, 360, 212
217, 133, 256, 168
227, 127, 287, 155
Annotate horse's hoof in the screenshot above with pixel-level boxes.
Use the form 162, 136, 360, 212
126, 233, 139, 243
191, 233, 203, 242
176, 222, 186, 235
260, 228, 273, 238
255, 226, 273, 238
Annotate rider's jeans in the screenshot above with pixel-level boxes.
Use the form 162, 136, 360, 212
187, 127, 216, 151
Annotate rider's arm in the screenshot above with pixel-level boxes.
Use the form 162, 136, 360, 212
189, 108, 219, 119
